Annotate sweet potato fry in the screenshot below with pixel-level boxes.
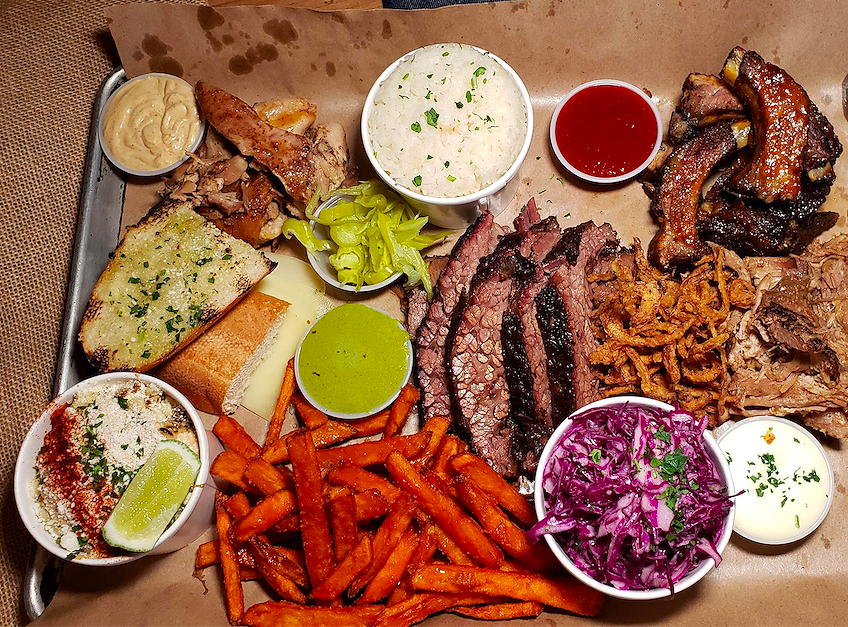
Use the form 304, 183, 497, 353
373, 593, 496, 627
329, 489, 358, 561
351, 495, 417, 593
195, 540, 218, 570
292, 392, 329, 429
210, 450, 254, 493
215, 493, 244, 624
232, 489, 297, 543
348, 410, 390, 437
451, 601, 544, 620
450, 453, 536, 526
353, 490, 389, 520
262, 422, 357, 464
411, 416, 450, 469
387, 579, 413, 607
240, 567, 261, 581
430, 435, 465, 481
214, 415, 262, 459
386, 452, 503, 568
318, 431, 431, 469
244, 457, 293, 495
411, 565, 604, 616
265, 358, 295, 448
242, 602, 381, 627
429, 524, 474, 566
455, 478, 557, 571
248, 537, 308, 588
311, 534, 373, 601
247, 539, 307, 604
225, 491, 252, 519
358, 527, 419, 604
288, 430, 334, 587
383, 384, 420, 437
327, 464, 402, 503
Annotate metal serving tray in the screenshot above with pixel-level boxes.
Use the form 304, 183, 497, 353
23, 67, 128, 622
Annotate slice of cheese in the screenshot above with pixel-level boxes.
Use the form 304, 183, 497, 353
242, 253, 331, 420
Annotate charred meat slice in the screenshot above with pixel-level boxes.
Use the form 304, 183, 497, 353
416, 212, 506, 422
722, 47, 812, 203
449, 213, 559, 477
535, 284, 575, 426
547, 223, 620, 413
648, 120, 750, 269
399, 255, 450, 336
668, 73, 745, 144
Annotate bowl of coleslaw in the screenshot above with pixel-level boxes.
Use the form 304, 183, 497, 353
531, 396, 734, 600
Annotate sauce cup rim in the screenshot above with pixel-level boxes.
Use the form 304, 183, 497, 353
548, 79, 663, 185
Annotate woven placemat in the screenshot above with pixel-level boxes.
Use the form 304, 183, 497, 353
0, 1, 203, 623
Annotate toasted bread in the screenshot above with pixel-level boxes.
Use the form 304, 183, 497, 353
79, 199, 274, 372
153, 291, 289, 415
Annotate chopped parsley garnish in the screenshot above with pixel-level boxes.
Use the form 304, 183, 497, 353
465, 91, 472, 103
426, 155, 433, 160
425, 89, 432, 100
447, 175, 456, 182
129, 303, 148, 318
654, 427, 671, 443
793, 437, 800, 443
424, 108, 439, 127
590, 449, 601, 464
196, 257, 213, 266
222, 254, 232, 260
127, 277, 141, 284
444, 161, 450, 168
410, 121, 421, 133
473, 66, 487, 77
412, 175, 422, 187
442, 51, 449, 56
208, 277, 215, 283
402, 72, 409, 80
794, 514, 800, 528
455, 101, 464, 109
116, 396, 129, 410
141, 349, 151, 359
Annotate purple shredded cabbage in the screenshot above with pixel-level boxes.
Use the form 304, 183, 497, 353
528, 403, 731, 592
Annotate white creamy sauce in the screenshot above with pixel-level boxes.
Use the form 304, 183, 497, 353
721, 419, 831, 542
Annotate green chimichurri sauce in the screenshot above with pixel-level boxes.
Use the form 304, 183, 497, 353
297, 304, 410, 415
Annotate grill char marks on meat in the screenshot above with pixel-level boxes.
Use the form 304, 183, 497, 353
546, 222, 620, 413
668, 73, 745, 144
648, 121, 750, 270
729, 234, 848, 439
535, 284, 575, 426
416, 213, 506, 422
448, 206, 560, 477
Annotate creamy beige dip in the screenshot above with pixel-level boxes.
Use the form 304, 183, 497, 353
102, 74, 202, 171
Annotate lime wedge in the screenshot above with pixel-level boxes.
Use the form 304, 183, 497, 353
102, 439, 201, 552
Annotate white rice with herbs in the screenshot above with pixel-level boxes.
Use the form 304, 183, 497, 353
368, 43, 527, 198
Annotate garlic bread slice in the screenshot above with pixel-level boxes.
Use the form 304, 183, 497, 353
80, 199, 274, 372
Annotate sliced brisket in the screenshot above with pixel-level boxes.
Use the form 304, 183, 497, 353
401, 255, 450, 336
449, 209, 559, 476
415, 213, 505, 421
545, 222, 620, 415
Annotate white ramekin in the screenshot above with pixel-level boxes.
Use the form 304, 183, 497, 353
549, 79, 663, 184
533, 396, 735, 600
15, 372, 222, 566
306, 195, 402, 293
717, 415, 834, 545
98, 73, 206, 177
294, 304, 413, 419
361, 44, 534, 229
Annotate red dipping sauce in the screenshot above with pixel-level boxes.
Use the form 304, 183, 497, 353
552, 82, 660, 181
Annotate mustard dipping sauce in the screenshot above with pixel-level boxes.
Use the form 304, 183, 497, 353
102, 74, 202, 172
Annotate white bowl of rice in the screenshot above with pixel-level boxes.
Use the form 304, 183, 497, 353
362, 43, 533, 228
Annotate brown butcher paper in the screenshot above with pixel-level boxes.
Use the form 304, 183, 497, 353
36, 1, 848, 625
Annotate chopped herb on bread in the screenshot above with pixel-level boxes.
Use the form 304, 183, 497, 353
79, 200, 275, 372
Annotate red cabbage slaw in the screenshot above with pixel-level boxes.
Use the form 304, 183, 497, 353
529, 403, 731, 592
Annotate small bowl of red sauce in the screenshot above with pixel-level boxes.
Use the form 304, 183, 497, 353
550, 79, 662, 184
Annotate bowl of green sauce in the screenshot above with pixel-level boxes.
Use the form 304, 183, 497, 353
294, 303, 413, 419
